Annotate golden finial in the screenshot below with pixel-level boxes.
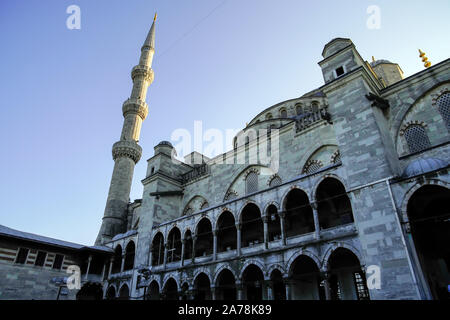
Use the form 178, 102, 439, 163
419, 49, 431, 68
372, 56, 376, 63
154, 12, 157, 22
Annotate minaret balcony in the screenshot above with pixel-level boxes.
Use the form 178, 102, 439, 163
112, 140, 143, 163
131, 65, 154, 83
122, 98, 149, 120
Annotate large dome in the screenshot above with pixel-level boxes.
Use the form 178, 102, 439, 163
402, 157, 448, 178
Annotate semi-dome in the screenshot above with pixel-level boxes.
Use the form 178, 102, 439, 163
402, 157, 448, 178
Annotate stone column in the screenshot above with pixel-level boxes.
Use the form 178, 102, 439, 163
108, 257, 114, 277
236, 280, 244, 300
181, 239, 186, 266
262, 216, 269, 250
191, 236, 197, 263
84, 255, 92, 281
236, 223, 242, 256
279, 212, 286, 245
213, 230, 218, 261
265, 280, 273, 300
321, 271, 331, 300
283, 278, 292, 300
148, 244, 153, 266
120, 252, 125, 273
211, 285, 217, 300
163, 243, 168, 268
311, 202, 320, 239
101, 262, 106, 281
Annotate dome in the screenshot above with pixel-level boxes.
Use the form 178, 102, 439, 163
370, 59, 394, 67
402, 157, 448, 178
156, 141, 173, 147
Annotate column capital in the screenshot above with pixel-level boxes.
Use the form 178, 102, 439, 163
262, 215, 269, 223
235, 223, 242, 230
310, 201, 318, 210
278, 211, 286, 219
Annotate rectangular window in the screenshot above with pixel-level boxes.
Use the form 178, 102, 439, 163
34, 251, 47, 267
52, 254, 64, 270
335, 66, 345, 77
15, 248, 29, 264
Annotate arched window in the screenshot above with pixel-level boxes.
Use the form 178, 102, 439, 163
280, 109, 287, 118
217, 211, 236, 252
316, 178, 354, 229
403, 124, 431, 153
224, 190, 238, 201
112, 245, 122, 274
311, 101, 319, 112
265, 113, 273, 120
269, 176, 282, 187
195, 218, 213, 257
123, 241, 135, 271
246, 171, 258, 194
295, 104, 303, 115
436, 92, 450, 130
200, 202, 209, 210
151, 233, 164, 266
303, 160, 323, 174
167, 228, 181, 263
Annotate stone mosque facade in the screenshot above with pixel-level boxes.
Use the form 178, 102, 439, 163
2, 17, 448, 300
92, 18, 450, 300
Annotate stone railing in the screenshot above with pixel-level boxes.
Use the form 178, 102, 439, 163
181, 163, 210, 184
295, 107, 331, 132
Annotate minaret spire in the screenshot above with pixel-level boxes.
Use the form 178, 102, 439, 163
95, 15, 157, 245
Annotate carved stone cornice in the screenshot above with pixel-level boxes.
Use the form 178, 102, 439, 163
112, 140, 142, 163
131, 65, 154, 83
122, 98, 149, 120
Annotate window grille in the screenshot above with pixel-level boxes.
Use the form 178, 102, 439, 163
303, 160, 323, 174
246, 172, 258, 194
436, 92, 450, 130
404, 124, 431, 153
269, 176, 282, 187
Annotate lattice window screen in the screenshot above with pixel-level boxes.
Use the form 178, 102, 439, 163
404, 125, 431, 153
269, 176, 282, 187
437, 92, 450, 130
303, 160, 323, 174
246, 172, 259, 194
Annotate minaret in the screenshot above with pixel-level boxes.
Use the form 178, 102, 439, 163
95, 14, 157, 245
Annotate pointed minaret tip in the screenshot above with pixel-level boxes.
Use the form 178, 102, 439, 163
154, 12, 157, 22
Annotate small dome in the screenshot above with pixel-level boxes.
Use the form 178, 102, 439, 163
402, 157, 448, 178
156, 141, 173, 147
370, 59, 394, 67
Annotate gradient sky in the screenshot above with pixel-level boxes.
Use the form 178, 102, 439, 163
0, 0, 449, 245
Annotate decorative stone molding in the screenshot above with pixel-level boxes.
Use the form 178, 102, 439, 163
224, 190, 238, 201
122, 98, 149, 120
399, 120, 427, 136
131, 65, 154, 83
302, 159, 323, 174
267, 174, 282, 186
112, 140, 142, 163
243, 167, 260, 179
431, 87, 449, 106
331, 149, 341, 164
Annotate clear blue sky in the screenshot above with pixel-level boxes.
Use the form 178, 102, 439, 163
0, 0, 448, 245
